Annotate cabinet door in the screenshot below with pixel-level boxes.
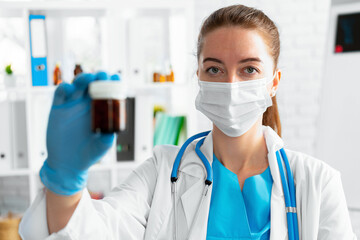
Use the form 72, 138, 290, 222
0, 101, 13, 170
28, 93, 53, 171
11, 101, 28, 169
134, 93, 154, 162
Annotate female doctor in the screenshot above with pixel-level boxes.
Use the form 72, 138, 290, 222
19, 4, 356, 240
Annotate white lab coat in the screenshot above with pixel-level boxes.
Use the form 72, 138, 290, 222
19, 126, 357, 240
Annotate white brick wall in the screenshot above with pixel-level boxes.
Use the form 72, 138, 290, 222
193, 0, 360, 235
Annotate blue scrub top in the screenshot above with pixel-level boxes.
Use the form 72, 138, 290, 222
207, 154, 273, 240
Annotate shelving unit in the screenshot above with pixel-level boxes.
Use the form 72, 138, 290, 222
0, 0, 196, 214
0, 169, 31, 177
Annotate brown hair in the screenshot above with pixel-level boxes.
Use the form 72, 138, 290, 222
197, 4, 282, 137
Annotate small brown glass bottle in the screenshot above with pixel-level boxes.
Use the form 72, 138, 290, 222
74, 64, 83, 77
89, 81, 127, 133
53, 63, 62, 85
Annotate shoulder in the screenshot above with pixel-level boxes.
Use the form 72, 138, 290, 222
285, 150, 356, 238
131, 144, 180, 179
150, 141, 200, 174
284, 148, 340, 190
136, 141, 199, 177
151, 144, 181, 169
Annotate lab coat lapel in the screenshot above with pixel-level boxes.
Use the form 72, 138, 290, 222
263, 126, 288, 240
179, 131, 214, 239
180, 179, 213, 239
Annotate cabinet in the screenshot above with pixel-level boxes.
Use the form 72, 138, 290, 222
0, 0, 196, 215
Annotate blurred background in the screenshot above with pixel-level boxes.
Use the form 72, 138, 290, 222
0, 0, 359, 238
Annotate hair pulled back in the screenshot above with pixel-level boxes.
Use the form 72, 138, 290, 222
197, 4, 282, 136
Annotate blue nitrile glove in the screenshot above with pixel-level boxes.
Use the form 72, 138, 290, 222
40, 71, 117, 195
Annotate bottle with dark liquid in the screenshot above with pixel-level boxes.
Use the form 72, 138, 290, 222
89, 81, 127, 133
74, 64, 83, 77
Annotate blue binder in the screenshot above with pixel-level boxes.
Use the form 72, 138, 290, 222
29, 15, 48, 86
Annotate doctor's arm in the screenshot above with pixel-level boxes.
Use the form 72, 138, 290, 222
73, 156, 158, 239
19, 72, 158, 239
45, 190, 82, 234
19, 156, 158, 239
317, 172, 357, 240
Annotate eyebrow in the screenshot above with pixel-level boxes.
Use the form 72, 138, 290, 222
202, 57, 263, 64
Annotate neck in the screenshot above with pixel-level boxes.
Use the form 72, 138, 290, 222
212, 119, 268, 174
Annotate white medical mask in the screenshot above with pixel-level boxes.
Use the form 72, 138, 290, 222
195, 74, 275, 137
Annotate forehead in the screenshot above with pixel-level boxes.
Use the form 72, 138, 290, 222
200, 26, 271, 62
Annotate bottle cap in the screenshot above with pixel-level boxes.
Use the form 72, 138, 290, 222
89, 80, 127, 100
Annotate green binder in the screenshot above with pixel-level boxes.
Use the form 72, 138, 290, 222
153, 112, 186, 146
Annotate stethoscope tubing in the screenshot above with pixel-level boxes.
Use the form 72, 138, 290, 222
195, 137, 213, 184
276, 150, 299, 240
171, 131, 211, 181
280, 148, 299, 240
276, 151, 295, 240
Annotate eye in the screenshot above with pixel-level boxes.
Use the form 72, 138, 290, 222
244, 67, 258, 74
206, 67, 221, 75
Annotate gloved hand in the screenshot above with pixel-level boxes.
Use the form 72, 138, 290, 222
40, 72, 117, 195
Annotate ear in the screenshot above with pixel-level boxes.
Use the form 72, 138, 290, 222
270, 69, 281, 97
274, 69, 281, 88
196, 69, 199, 78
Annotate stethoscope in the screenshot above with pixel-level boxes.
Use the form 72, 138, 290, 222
170, 131, 299, 240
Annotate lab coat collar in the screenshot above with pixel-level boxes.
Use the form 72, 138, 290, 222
262, 126, 288, 240
263, 125, 285, 196
178, 126, 285, 178
179, 126, 288, 239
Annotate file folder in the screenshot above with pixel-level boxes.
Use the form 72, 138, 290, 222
29, 15, 48, 86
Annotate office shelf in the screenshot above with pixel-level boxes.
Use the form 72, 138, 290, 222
0, 0, 196, 213
0, 169, 31, 177
134, 82, 188, 91
28, 85, 57, 94
89, 161, 139, 172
